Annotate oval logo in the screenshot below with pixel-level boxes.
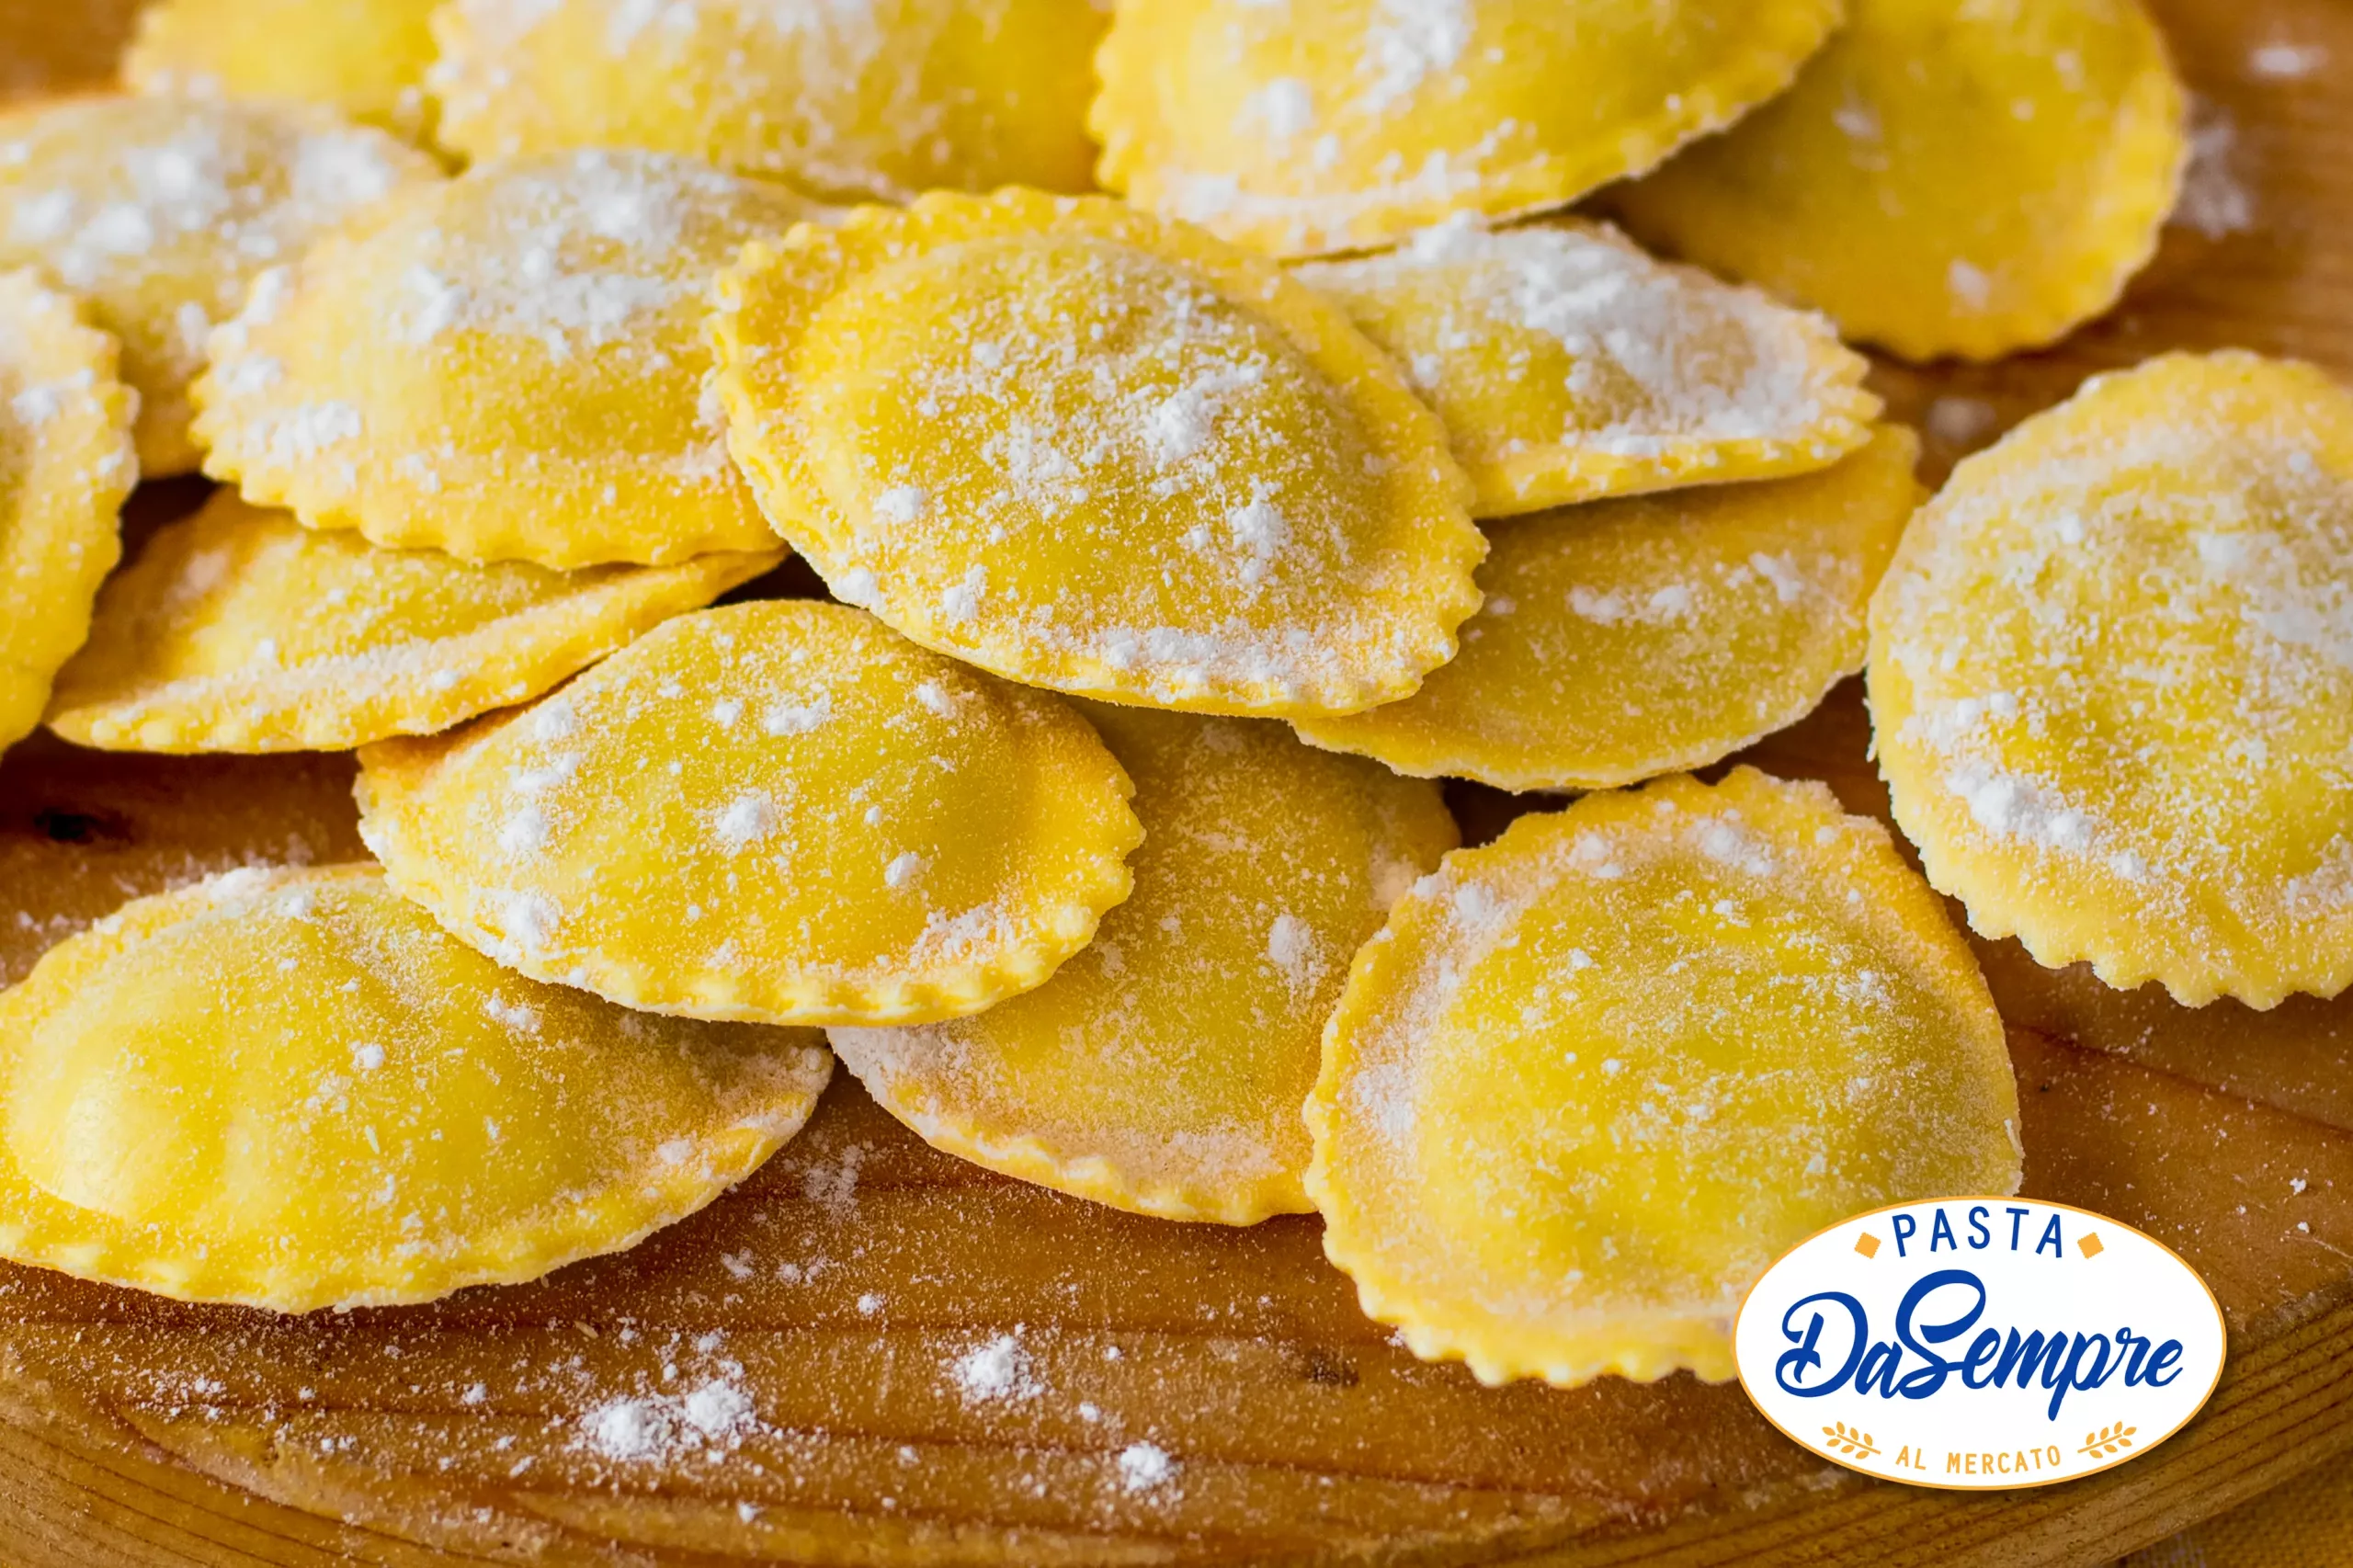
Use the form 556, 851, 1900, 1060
1734, 1198, 2225, 1489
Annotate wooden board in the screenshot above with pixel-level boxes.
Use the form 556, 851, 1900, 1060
2, 0, 2351, 1562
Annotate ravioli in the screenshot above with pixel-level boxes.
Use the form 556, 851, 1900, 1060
1091, 0, 1844, 257
429, 0, 1106, 201
46, 490, 781, 754
835, 703, 1454, 1224
0, 271, 135, 756
1870, 351, 2353, 1008
711, 188, 1483, 718
1299, 426, 1922, 791
0, 864, 833, 1312
1295, 218, 1879, 518
194, 150, 814, 569
0, 94, 438, 474
1307, 767, 2021, 1387
1613, 0, 2186, 361
357, 599, 1142, 1026
126, 0, 441, 138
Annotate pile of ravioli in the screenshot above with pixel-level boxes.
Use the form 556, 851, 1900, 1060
0, 0, 2342, 1394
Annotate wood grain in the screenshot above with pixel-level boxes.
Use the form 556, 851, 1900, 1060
1, 0, 2350, 1562
0, 0, 142, 106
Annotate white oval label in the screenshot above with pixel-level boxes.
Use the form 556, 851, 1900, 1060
1734, 1198, 2225, 1490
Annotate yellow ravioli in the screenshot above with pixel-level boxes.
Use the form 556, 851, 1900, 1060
0, 864, 833, 1311
44, 490, 783, 754
358, 599, 1142, 1027
1307, 767, 2020, 1388
126, 0, 441, 140
428, 0, 1106, 201
1612, 0, 2185, 362
1870, 352, 2353, 1009
1299, 426, 1922, 792
712, 188, 1483, 718
0, 271, 134, 756
1295, 218, 1880, 518
835, 703, 1454, 1224
195, 151, 816, 570
1090, 0, 1844, 259
0, 94, 439, 475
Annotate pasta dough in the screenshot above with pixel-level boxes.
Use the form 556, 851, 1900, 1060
1613, 0, 2186, 361
711, 187, 1483, 718
429, 0, 1106, 200
1092, 0, 1843, 256
0, 270, 134, 756
127, 0, 440, 138
357, 599, 1143, 1026
1295, 218, 1878, 518
835, 702, 1454, 1223
0, 865, 833, 1311
195, 150, 815, 568
1299, 427, 1922, 791
1308, 768, 2021, 1386
0, 94, 438, 472
1870, 351, 2353, 1007
47, 490, 782, 753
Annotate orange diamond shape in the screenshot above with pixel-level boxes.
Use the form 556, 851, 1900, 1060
2078, 1233, 2105, 1258
1854, 1233, 1881, 1259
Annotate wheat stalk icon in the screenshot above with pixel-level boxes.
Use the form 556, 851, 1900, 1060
2079, 1423, 2138, 1459
1822, 1422, 1881, 1460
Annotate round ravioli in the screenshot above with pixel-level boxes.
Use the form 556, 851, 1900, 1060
429, 0, 1105, 201
712, 188, 1483, 718
0, 271, 134, 756
0, 94, 440, 475
357, 599, 1142, 1026
1612, 0, 2185, 362
194, 150, 817, 570
1308, 767, 2021, 1387
1295, 218, 1880, 519
1299, 426, 1923, 792
1870, 352, 2353, 1008
125, 0, 441, 139
835, 703, 1455, 1225
0, 864, 833, 1311
45, 490, 783, 754
1091, 0, 1843, 258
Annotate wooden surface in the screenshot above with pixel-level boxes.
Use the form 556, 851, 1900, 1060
2, 0, 2352, 1562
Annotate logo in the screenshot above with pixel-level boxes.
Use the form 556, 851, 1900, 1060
1734, 1198, 2224, 1490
